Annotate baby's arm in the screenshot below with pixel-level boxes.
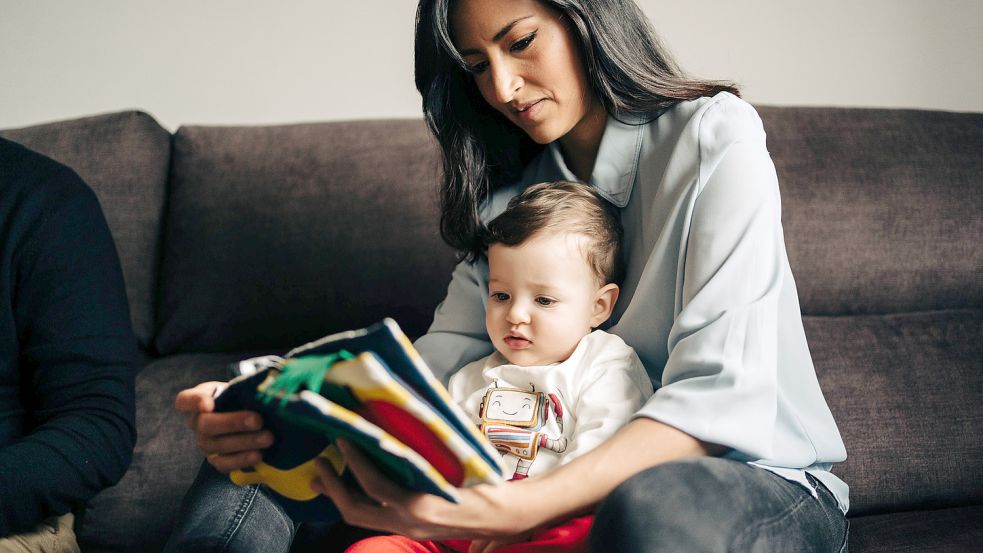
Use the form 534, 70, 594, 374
561, 344, 654, 462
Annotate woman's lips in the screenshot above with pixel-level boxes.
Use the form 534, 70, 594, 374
515, 99, 544, 123
503, 336, 532, 349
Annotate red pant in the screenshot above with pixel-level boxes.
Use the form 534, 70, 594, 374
344, 515, 593, 553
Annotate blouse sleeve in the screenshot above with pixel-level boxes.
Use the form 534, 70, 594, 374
413, 257, 496, 383
635, 99, 785, 460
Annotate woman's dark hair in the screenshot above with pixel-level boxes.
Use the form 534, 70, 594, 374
415, 0, 739, 260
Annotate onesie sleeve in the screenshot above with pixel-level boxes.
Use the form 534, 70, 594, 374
413, 258, 496, 383
562, 337, 653, 462
635, 98, 785, 460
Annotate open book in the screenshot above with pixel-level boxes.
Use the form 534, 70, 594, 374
213, 318, 507, 522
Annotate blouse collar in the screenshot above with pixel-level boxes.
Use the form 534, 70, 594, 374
540, 113, 647, 208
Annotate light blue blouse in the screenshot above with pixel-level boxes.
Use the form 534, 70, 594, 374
413, 92, 849, 512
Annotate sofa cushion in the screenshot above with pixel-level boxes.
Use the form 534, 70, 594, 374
156, 119, 456, 354
804, 309, 983, 516
848, 505, 983, 552
758, 107, 983, 316
0, 111, 170, 349
76, 353, 248, 553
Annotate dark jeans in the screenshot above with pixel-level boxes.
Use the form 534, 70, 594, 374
163, 461, 374, 553
162, 461, 294, 553
590, 457, 849, 552
165, 457, 848, 553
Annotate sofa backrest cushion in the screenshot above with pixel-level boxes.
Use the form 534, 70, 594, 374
759, 107, 983, 316
156, 119, 456, 354
0, 111, 171, 349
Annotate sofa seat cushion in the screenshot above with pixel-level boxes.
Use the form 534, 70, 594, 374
0, 111, 171, 349
849, 505, 983, 552
803, 309, 983, 516
77, 353, 254, 553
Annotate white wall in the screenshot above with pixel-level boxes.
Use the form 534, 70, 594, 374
2, 0, 981, 131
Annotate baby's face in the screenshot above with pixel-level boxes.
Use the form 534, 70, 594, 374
486, 232, 605, 366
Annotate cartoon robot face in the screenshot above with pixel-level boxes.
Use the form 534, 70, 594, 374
481, 388, 544, 429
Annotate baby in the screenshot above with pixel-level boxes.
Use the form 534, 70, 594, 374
348, 181, 653, 553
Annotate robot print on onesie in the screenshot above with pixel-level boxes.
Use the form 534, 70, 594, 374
477, 381, 567, 480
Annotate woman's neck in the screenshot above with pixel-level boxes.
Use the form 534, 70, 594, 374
558, 101, 608, 182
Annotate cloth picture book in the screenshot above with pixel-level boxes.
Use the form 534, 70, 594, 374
213, 318, 507, 522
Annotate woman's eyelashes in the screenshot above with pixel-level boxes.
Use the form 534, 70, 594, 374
468, 60, 489, 74
510, 31, 537, 53
465, 31, 538, 75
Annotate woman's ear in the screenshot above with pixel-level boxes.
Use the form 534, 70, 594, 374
590, 283, 620, 327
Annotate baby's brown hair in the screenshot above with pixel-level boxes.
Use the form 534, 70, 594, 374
485, 181, 625, 286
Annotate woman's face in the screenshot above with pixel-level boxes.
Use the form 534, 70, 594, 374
450, 0, 602, 146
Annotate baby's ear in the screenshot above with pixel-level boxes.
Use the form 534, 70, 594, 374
591, 283, 620, 327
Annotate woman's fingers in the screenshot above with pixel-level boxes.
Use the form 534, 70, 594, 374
193, 413, 270, 474
174, 381, 270, 472
196, 415, 269, 473
313, 456, 389, 528
312, 439, 521, 539
207, 450, 264, 474
477, 541, 502, 553
335, 439, 411, 507
174, 381, 225, 415
193, 410, 263, 436
195, 415, 269, 473
469, 532, 531, 553
196, 425, 272, 455
311, 456, 349, 503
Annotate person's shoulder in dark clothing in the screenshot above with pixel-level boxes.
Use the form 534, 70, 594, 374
0, 137, 138, 536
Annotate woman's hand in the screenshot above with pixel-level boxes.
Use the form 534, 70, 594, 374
311, 440, 542, 541
174, 381, 273, 473
467, 533, 534, 553
311, 419, 713, 544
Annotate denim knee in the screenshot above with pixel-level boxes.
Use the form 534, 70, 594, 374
590, 457, 845, 553
164, 461, 295, 553
589, 457, 755, 552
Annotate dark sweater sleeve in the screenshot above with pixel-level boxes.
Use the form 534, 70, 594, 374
0, 167, 137, 535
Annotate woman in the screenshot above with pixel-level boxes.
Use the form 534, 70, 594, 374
170, 1, 849, 551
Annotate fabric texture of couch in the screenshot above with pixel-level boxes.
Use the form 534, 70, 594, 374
1, 106, 980, 552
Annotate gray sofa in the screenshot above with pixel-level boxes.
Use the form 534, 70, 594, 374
1, 106, 980, 552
